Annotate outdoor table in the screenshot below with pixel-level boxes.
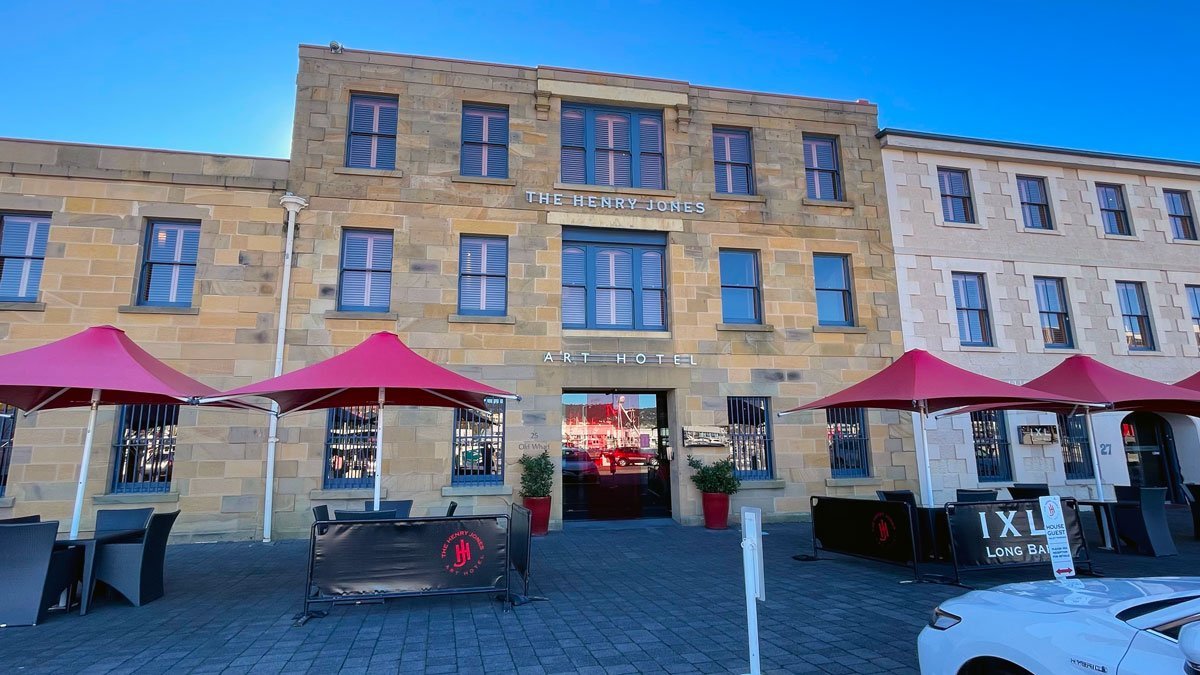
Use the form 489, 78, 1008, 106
1079, 500, 1124, 553
55, 528, 145, 615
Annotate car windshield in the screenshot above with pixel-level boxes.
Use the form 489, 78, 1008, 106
1117, 596, 1200, 621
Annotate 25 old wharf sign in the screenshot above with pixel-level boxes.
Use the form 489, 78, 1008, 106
525, 190, 706, 214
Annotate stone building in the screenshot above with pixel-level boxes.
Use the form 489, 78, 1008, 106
0, 45, 913, 540
880, 129, 1200, 505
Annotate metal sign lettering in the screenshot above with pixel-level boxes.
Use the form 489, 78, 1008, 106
543, 352, 697, 366
525, 190, 706, 214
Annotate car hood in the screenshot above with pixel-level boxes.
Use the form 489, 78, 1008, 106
942, 577, 1200, 615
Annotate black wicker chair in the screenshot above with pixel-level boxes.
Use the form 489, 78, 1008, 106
95, 507, 153, 535
0, 521, 83, 625
94, 510, 180, 607
956, 488, 999, 502
445, 501, 458, 517
361, 500, 413, 517
0, 515, 41, 524
336, 509, 397, 521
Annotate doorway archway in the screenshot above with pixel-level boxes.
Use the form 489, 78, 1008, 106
1121, 412, 1184, 503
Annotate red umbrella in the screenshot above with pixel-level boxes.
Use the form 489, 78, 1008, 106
0, 325, 224, 537
205, 331, 516, 513
1177, 370, 1200, 394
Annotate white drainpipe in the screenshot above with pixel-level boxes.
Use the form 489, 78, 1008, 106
263, 193, 308, 542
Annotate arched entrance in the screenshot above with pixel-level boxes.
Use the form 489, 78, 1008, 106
1121, 412, 1184, 503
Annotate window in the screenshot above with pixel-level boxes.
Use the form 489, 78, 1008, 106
346, 94, 398, 170
0, 404, 14, 497
138, 221, 200, 307
1165, 190, 1197, 240
719, 250, 761, 324
827, 408, 870, 478
461, 105, 508, 179
1058, 413, 1094, 480
324, 407, 377, 489
804, 135, 842, 201
1187, 285, 1200, 347
111, 404, 178, 494
938, 168, 975, 223
971, 410, 1012, 482
1097, 184, 1131, 235
452, 397, 505, 485
0, 213, 50, 303
728, 397, 772, 480
713, 128, 753, 195
1017, 176, 1053, 230
952, 272, 992, 346
562, 228, 666, 331
814, 254, 854, 326
561, 104, 664, 189
1034, 277, 1073, 348
338, 230, 393, 312
1116, 281, 1155, 350
458, 236, 507, 316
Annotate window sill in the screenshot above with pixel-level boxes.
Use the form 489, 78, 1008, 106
0, 496, 14, 508
309, 488, 387, 500
563, 328, 671, 339
709, 193, 767, 203
959, 345, 1003, 352
94, 492, 180, 505
825, 477, 882, 488
324, 310, 398, 321
452, 175, 516, 186
442, 484, 512, 497
1171, 237, 1200, 246
333, 166, 405, 178
449, 314, 516, 325
939, 221, 984, 230
0, 301, 45, 312
739, 479, 786, 490
118, 305, 199, 316
813, 325, 867, 334
1100, 233, 1138, 241
802, 197, 853, 210
1022, 227, 1064, 236
717, 323, 774, 333
553, 182, 678, 198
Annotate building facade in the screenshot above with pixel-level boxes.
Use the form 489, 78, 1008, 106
881, 130, 1200, 504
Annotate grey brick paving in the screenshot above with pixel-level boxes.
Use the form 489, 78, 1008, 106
2, 511, 1198, 674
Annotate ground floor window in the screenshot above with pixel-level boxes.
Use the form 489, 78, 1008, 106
728, 396, 773, 480
1058, 413, 1094, 480
452, 397, 505, 485
111, 404, 178, 494
827, 407, 870, 478
0, 404, 14, 496
324, 406, 377, 489
970, 410, 1012, 482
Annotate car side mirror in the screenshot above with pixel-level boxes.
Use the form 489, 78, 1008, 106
1180, 623, 1200, 674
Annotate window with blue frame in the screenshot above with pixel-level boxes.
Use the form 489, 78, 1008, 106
1188, 285, 1200, 347
461, 105, 509, 179
0, 213, 50, 303
814, 254, 854, 326
719, 249, 761, 324
111, 404, 178, 494
458, 236, 507, 316
1058, 413, 1094, 480
338, 229, 393, 312
1116, 281, 1155, 350
452, 397, 505, 485
828, 407, 871, 478
561, 104, 664, 189
971, 410, 1012, 482
728, 396, 773, 480
562, 228, 666, 331
952, 272, 992, 346
324, 406, 377, 489
804, 135, 842, 201
713, 128, 753, 195
138, 220, 200, 307
346, 94, 398, 170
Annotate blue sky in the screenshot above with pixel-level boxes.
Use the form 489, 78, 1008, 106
3, 1, 1197, 160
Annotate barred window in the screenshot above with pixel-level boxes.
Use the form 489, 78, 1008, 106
827, 407, 870, 478
970, 410, 1012, 482
728, 396, 772, 480
0, 404, 15, 497
1058, 413, 1094, 480
452, 397, 505, 485
324, 406, 378, 490
111, 404, 178, 494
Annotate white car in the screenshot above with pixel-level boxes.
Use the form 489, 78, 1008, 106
918, 577, 1200, 674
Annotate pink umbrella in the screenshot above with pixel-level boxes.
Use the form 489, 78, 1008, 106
1177, 370, 1200, 394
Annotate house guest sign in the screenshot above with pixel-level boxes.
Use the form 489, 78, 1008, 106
543, 352, 697, 366
525, 190, 706, 214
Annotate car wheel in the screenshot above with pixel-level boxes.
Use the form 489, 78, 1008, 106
617, 458, 628, 466
961, 658, 1033, 675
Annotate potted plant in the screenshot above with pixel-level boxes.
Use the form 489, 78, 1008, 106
687, 455, 741, 530
518, 450, 555, 536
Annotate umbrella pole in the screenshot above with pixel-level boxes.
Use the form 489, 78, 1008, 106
373, 387, 384, 511
70, 388, 101, 539
1084, 409, 1105, 499
916, 404, 935, 506
262, 402, 280, 542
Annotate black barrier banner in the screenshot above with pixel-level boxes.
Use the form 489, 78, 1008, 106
509, 505, 532, 581
309, 516, 508, 600
947, 499, 1088, 571
810, 496, 918, 567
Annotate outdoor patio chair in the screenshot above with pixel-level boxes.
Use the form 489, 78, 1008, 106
335, 509, 397, 521
312, 505, 330, 522
956, 488, 999, 502
1114, 485, 1141, 502
445, 501, 458, 517
1114, 487, 1176, 556
876, 490, 918, 509
1008, 484, 1050, 500
95, 507, 153, 535
0, 521, 83, 626
1186, 484, 1200, 540
0, 515, 41, 524
362, 500, 413, 517
94, 510, 180, 607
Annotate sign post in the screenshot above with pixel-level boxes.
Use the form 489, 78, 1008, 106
1038, 496, 1080, 586
740, 506, 765, 675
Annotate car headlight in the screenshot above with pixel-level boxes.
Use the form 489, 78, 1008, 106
928, 607, 962, 630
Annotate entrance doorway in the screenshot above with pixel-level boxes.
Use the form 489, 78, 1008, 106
561, 392, 671, 520
1121, 412, 1184, 503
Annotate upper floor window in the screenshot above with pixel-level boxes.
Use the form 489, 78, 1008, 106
561, 105, 664, 189
1097, 184, 1131, 235
971, 410, 1012, 482
1017, 176, 1053, 230
1116, 281, 1155, 350
1058, 413, 1094, 480
814, 254, 854, 326
719, 249, 761, 325
111, 404, 178, 494
0, 213, 50, 303
728, 396, 772, 480
324, 406, 377, 490
1187, 285, 1200, 347
458, 236, 507, 316
1165, 190, 1197, 241
461, 105, 509, 179
938, 168, 975, 223
339, 229, 393, 312
1034, 277, 1073, 348
139, 220, 200, 308
713, 128, 753, 195
0, 404, 14, 497
804, 135, 842, 201
452, 397, 506, 485
827, 407, 870, 478
346, 94, 398, 170
952, 272, 992, 346
562, 228, 666, 331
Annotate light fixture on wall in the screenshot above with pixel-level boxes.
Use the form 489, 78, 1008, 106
329, 41, 344, 54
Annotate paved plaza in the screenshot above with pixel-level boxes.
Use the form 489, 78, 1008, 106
2, 512, 1199, 674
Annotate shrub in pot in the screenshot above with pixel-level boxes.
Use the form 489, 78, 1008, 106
687, 455, 740, 530
518, 450, 554, 535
